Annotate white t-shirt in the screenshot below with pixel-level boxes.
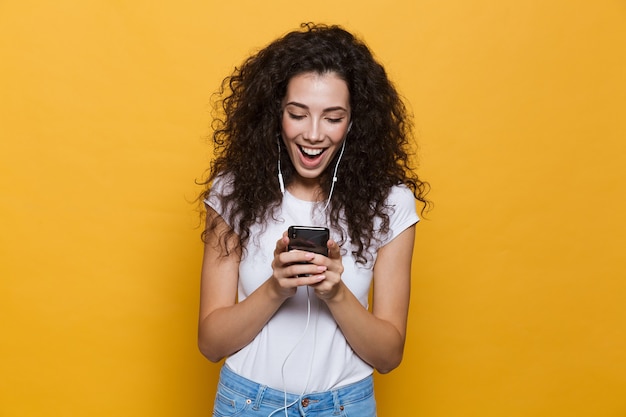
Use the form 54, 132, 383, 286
205, 175, 419, 393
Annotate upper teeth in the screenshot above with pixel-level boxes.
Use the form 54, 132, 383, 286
302, 147, 323, 156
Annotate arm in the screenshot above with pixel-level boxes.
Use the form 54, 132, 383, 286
198, 208, 282, 362
198, 208, 330, 362
313, 225, 416, 373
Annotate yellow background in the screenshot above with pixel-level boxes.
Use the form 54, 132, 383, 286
1, 1, 625, 416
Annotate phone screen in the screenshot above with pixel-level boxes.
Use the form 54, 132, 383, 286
287, 226, 329, 256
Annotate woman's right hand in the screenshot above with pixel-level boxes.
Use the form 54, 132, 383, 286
270, 232, 328, 298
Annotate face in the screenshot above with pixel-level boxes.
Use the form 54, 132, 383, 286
280, 71, 351, 191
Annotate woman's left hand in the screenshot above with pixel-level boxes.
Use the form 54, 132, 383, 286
309, 239, 345, 301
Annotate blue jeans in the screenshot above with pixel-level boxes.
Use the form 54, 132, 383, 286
213, 365, 377, 417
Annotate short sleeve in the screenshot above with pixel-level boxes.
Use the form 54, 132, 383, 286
203, 174, 236, 230
381, 185, 420, 245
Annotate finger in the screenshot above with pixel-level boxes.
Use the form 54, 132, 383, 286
283, 260, 326, 278
274, 232, 290, 256
327, 239, 342, 259
292, 274, 326, 286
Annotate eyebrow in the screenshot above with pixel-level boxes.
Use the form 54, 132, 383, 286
284, 102, 349, 113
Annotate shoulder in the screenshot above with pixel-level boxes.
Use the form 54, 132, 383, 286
387, 184, 418, 214
203, 172, 236, 221
204, 173, 234, 204
380, 184, 419, 244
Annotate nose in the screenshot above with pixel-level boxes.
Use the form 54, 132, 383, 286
303, 119, 322, 142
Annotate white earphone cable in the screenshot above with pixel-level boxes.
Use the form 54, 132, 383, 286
322, 138, 347, 212
267, 287, 318, 417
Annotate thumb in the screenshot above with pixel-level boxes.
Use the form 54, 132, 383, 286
327, 239, 341, 259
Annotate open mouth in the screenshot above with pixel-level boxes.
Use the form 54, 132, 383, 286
299, 145, 326, 160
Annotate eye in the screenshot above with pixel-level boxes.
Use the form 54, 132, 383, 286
287, 112, 306, 120
326, 117, 344, 124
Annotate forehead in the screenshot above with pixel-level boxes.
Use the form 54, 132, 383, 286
282, 72, 350, 110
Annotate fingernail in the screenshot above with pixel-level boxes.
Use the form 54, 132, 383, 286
317, 266, 327, 272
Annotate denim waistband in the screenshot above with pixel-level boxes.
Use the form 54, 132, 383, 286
218, 365, 374, 414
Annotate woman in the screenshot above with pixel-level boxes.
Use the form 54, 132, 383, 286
198, 23, 429, 416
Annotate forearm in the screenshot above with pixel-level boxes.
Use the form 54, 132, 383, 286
198, 278, 287, 362
324, 283, 406, 373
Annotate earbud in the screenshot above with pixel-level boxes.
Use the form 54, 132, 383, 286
277, 135, 285, 194
278, 172, 285, 194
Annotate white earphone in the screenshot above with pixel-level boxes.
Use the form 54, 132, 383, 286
277, 136, 286, 194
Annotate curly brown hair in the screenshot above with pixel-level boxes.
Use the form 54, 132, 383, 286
199, 23, 430, 264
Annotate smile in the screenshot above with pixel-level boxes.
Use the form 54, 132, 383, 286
299, 146, 326, 159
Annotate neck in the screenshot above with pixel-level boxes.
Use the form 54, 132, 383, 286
286, 177, 325, 202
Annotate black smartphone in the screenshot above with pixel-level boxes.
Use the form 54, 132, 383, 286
287, 225, 329, 257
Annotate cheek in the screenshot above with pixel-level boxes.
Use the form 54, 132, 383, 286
281, 118, 299, 139
329, 126, 349, 143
